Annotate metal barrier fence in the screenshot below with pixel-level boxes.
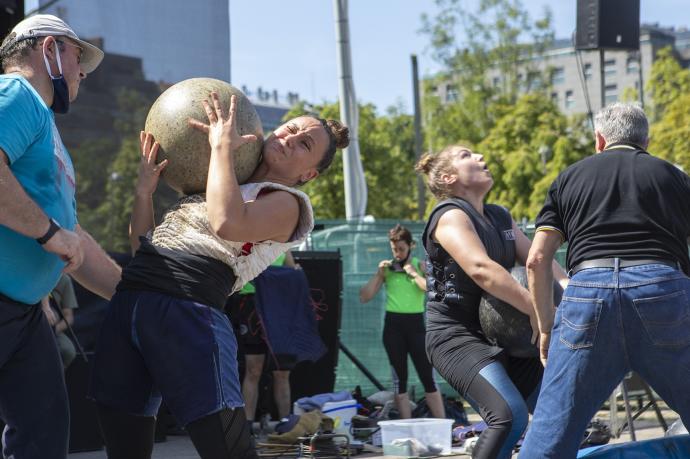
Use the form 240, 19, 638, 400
307, 219, 567, 396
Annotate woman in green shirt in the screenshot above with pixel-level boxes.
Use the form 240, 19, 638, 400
360, 225, 445, 419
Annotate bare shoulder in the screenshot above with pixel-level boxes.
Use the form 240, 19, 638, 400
251, 189, 301, 242
437, 207, 474, 230
255, 189, 300, 214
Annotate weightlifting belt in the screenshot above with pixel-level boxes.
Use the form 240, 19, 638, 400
570, 258, 679, 276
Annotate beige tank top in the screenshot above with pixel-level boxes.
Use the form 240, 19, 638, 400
151, 182, 313, 293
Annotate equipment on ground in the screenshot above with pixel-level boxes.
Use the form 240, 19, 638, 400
479, 266, 563, 358
144, 78, 263, 195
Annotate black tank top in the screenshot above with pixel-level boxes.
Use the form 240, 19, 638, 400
422, 198, 516, 331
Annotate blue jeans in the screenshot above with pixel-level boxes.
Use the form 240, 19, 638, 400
521, 263, 690, 459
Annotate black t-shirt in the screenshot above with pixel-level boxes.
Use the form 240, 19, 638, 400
535, 144, 690, 273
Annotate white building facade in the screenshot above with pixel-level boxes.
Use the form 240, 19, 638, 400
432, 25, 685, 116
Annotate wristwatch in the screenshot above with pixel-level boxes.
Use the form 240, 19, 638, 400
36, 218, 61, 245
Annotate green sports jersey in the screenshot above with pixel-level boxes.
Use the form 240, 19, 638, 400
383, 257, 425, 313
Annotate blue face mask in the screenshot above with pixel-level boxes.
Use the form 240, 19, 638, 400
42, 44, 70, 114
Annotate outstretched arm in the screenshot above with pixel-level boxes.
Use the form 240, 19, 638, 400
129, 132, 167, 254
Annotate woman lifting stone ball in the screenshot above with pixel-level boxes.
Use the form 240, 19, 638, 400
89, 89, 348, 459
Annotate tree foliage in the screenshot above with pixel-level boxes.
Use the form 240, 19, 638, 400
72, 88, 176, 252
420, 0, 554, 106
478, 94, 591, 219
285, 102, 421, 220
647, 48, 690, 171
646, 47, 690, 123
418, 0, 591, 220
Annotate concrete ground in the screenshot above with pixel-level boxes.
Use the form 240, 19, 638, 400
68, 403, 678, 458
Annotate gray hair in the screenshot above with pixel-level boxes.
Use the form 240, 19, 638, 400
0, 34, 38, 72
594, 102, 649, 146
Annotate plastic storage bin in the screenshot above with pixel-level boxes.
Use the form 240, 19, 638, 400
378, 418, 453, 456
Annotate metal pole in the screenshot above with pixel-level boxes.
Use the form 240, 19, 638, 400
227, 0, 232, 83
599, 48, 606, 108
333, 0, 362, 220
637, 51, 645, 109
411, 55, 426, 220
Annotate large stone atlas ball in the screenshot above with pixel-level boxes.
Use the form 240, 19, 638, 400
479, 266, 563, 358
144, 78, 264, 195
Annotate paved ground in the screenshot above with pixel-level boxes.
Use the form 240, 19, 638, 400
68, 404, 678, 458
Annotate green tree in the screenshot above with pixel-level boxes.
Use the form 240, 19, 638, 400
478, 94, 591, 219
420, 0, 558, 199
420, 0, 554, 105
643, 49, 690, 170
71, 137, 118, 228
646, 47, 690, 122
649, 93, 690, 171
284, 102, 421, 220
92, 88, 177, 252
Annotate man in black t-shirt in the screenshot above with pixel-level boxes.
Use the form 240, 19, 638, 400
520, 103, 690, 458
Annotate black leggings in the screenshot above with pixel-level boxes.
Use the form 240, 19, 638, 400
460, 358, 541, 459
97, 404, 258, 459
382, 312, 437, 393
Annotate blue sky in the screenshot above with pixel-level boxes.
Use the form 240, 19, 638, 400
231, 0, 690, 114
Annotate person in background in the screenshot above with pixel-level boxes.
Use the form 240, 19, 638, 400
228, 250, 300, 426
360, 224, 445, 419
41, 273, 79, 369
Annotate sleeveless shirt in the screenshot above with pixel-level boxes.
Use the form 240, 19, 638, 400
422, 197, 516, 330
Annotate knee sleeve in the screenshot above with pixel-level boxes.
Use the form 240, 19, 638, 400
186, 407, 258, 459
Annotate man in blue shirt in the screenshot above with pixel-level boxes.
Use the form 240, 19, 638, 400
0, 14, 122, 458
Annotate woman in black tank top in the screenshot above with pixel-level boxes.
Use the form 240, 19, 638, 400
415, 145, 568, 459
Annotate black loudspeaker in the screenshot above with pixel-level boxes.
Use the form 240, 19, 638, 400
289, 251, 342, 400
576, 0, 640, 50
0, 0, 24, 39
65, 353, 104, 453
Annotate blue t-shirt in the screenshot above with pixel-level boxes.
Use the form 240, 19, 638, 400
0, 75, 77, 304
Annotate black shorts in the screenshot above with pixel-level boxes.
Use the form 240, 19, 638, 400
226, 293, 297, 371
